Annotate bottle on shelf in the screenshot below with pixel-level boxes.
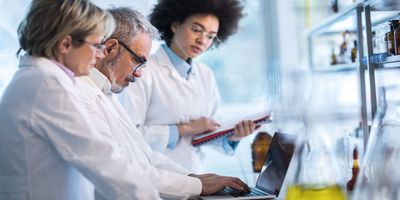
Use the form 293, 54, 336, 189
330, 0, 338, 13
374, 25, 391, 54
339, 30, 350, 64
394, 21, 400, 55
352, 86, 400, 200
385, 20, 400, 55
331, 48, 338, 65
371, 31, 377, 53
351, 40, 357, 63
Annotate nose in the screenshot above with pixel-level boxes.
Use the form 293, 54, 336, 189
132, 70, 142, 78
196, 36, 207, 46
196, 33, 207, 44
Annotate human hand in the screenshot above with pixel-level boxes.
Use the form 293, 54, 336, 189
228, 120, 256, 142
189, 174, 249, 195
177, 117, 220, 136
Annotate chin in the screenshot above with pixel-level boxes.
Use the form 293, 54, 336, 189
110, 84, 124, 94
78, 66, 92, 76
75, 70, 90, 77
189, 52, 200, 58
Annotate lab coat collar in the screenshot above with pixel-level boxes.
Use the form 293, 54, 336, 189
154, 47, 197, 80
19, 54, 76, 83
161, 44, 193, 79
89, 67, 112, 96
50, 60, 75, 81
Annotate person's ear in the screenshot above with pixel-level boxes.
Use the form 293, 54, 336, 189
57, 35, 73, 54
171, 22, 180, 33
103, 39, 118, 56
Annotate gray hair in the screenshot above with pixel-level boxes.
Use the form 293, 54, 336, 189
18, 0, 115, 59
107, 7, 159, 44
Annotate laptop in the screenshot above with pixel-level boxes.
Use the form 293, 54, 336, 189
198, 132, 296, 200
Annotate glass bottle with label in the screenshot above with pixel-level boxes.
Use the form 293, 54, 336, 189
352, 86, 400, 200
394, 22, 400, 55
385, 20, 400, 55
330, 0, 338, 13
351, 40, 357, 63
331, 48, 338, 65
339, 31, 350, 64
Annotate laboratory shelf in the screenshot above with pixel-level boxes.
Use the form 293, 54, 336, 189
308, 3, 363, 37
376, 55, 400, 69
365, 0, 400, 11
312, 63, 358, 73
370, 11, 400, 26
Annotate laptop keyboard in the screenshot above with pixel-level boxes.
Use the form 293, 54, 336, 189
222, 187, 268, 197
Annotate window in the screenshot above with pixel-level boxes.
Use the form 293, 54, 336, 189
0, 1, 29, 96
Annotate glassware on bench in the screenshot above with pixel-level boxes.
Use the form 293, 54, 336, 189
352, 86, 400, 200
284, 76, 347, 200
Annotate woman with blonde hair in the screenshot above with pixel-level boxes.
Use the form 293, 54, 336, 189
0, 0, 159, 199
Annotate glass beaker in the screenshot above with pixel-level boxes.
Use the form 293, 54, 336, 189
351, 86, 400, 200
285, 119, 347, 200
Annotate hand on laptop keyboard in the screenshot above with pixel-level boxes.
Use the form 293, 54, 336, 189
223, 187, 251, 197
189, 173, 250, 195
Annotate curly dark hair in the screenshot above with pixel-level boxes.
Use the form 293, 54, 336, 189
149, 0, 244, 47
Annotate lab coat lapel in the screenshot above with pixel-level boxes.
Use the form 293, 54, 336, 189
88, 69, 153, 164
154, 47, 193, 85
109, 94, 155, 164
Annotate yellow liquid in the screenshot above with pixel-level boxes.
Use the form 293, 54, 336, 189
285, 184, 347, 200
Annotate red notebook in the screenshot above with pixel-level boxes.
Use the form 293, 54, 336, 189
191, 113, 272, 146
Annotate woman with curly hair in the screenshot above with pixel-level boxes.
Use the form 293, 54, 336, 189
124, 0, 256, 172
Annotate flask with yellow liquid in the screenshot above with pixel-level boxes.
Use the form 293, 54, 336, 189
285, 121, 347, 200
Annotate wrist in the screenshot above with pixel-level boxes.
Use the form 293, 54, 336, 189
228, 135, 240, 142
178, 124, 189, 136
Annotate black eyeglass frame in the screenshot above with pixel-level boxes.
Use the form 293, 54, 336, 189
117, 40, 147, 73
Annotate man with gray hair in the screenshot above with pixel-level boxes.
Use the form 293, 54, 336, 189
76, 7, 250, 199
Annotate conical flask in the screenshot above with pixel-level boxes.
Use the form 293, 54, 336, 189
352, 86, 400, 200
285, 118, 347, 200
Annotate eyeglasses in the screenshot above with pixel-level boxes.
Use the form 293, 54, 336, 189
77, 40, 105, 51
190, 25, 221, 44
117, 40, 147, 73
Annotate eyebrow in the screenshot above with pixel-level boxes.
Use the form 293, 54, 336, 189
192, 22, 218, 34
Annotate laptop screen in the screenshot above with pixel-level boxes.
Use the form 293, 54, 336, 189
255, 132, 296, 196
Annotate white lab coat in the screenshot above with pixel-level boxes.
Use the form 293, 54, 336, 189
76, 68, 202, 199
0, 55, 159, 200
124, 47, 233, 172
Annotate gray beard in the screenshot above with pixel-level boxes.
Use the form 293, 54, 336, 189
110, 83, 124, 94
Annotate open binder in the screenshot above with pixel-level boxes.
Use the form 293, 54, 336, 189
191, 112, 272, 146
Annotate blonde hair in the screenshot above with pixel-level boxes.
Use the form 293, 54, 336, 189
17, 0, 115, 59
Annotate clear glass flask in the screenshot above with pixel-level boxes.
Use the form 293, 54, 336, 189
283, 74, 349, 200
285, 118, 347, 200
351, 86, 400, 200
